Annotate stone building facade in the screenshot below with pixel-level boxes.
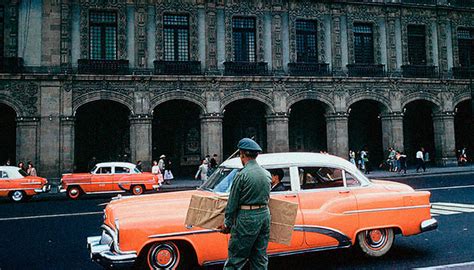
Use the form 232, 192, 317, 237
0, 0, 472, 178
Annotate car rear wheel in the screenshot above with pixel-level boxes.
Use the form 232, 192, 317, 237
10, 190, 26, 202
67, 186, 82, 200
146, 242, 191, 270
357, 228, 394, 257
131, 185, 144, 195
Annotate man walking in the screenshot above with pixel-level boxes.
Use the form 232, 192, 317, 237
416, 147, 426, 172
218, 138, 271, 270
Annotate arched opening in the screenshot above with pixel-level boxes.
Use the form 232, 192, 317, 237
403, 100, 436, 165
455, 99, 473, 162
348, 100, 384, 166
289, 100, 328, 152
0, 104, 16, 165
223, 99, 267, 157
74, 100, 131, 172
152, 100, 202, 177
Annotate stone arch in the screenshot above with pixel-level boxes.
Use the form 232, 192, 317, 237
286, 91, 336, 113
149, 91, 207, 114
346, 93, 392, 113
220, 90, 274, 114
0, 94, 24, 117
72, 91, 134, 114
453, 93, 471, 109
401, 93, 442, 113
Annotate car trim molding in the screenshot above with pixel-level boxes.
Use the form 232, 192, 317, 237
343, 204, 430, 214
148, 229, 220, 239
293, 225, 352, 246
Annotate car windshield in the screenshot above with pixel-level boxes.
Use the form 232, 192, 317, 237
200, 167, 239, 193
90, 166, 97, 174
18, 169, 28, 177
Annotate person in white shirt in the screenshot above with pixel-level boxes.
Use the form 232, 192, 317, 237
416, 147, 426, 172
195, 159, 209, 181
151, 160, 163, 186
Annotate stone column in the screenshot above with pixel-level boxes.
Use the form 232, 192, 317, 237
200, 113, 223, 160
326, 112, 349, 158
380, 112, 404, 153
130, 114, 153, 171
433, 112, 457, 166
16, 117, 39, 166
60, 116, 75, 173
266, 113, 289, 153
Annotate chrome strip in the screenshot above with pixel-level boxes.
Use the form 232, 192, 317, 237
101, 225, 136, 255
293, 225, 351, 246
85, 190, 126, 195
148, 229, 219, 239
343, 204, 431, 214
0, 188, 37, 191
21, 182, 42, 185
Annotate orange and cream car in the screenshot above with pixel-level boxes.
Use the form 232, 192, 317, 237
60, 162, 160, 199
87, 153, 437, 269
0, 166, 50, 202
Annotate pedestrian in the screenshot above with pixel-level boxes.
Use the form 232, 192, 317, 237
208, 156, 218, 177
211, 153, 219, 165
458, 147, 468, 166
17, 161, 26, 172
360, 149, 367, 171
398, 152, 407, 174
27, 161, 37, 176
387, 147, 396, 172
5, 158, 11, 166
363, 150, 371, 174
349, 150, 356, 165
195, 159, 209, 181
416, 147, 426, 172
158, 155, 165, 172
87, 156, 97, 172
218, 138, 271, 270
163, 156, 174, 185
151, 160, 163, 186
136, 160, 143, 172
394, 151, 401, 172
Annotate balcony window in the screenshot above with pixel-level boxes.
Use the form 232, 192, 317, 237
458, 28, 474, 68
163, 14, 190, 61
232, 17, 256, 62
407, 25, 426, 65
296, 20, 318, 63
89, 11, 117, 60
353, 23, 374, 64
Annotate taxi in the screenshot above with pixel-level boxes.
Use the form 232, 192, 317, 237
60, 162, 161, 199
87, 153, 437, 269
0, 166, 50, 202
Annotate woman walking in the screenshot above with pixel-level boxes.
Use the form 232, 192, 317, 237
27, 162, 37, 176
195, 159, 209, 181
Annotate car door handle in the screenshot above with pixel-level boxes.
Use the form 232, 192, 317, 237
339, 190, 350, 194
285, 194, 297, 198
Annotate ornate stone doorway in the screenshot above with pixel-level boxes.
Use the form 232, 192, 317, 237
74, 100, 131, 172
0, 103, 16, 165
348, 100, 384, 166
223, 99, 267, 158
152, 100, 202, 177
289, 100, 327, 153
403, 100, 436, 165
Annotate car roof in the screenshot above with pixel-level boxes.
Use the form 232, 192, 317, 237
220, 152, 356, 170
0, 166, 24, 178
95, 162, 136, 168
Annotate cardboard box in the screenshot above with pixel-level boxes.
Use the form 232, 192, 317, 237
185, 194, 298, 245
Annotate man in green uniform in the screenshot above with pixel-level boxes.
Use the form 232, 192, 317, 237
218, 138, 272, 270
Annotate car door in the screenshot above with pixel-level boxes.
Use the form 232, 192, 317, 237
267, 166, 305, 252
113, 166, 132, 191
0, 170, 9, 196
296, 166, 358, 248
91, 166, 113, 192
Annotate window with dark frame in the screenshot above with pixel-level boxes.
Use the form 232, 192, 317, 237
296, 20, 318, 63
457, 28, 474, 68
0, 6, 4, 57
407, 25, 427, 65
232, 17, 256, 62
353, 23, 374, 64
89, 10, 117, 60
163, 14, 190, 61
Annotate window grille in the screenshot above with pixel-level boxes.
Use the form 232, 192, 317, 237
163, 14, 190, 61
232, 17, 256, 62
89, 10, 117, 60
296, 20, 318, 63
353, 23, 374, 64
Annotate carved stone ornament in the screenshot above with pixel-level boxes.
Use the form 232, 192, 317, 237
0, 82, 40, 116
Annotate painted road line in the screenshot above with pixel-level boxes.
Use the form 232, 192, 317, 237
431, 205, 474, 213
433, 202, 474, 209
413, 261, 474, 269
430, 209, 461, 215
418, 184, 474, 191
0, 211, 102, 221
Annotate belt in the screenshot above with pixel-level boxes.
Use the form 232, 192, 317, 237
240, 205, 267, 210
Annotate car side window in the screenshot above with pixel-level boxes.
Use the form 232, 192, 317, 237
97, 167, 112, 174
268, 168, 291, 192
0, 171, 7, 178
115, 166, 130, 174
344, 171, 361, 187
299, 166, 344, 190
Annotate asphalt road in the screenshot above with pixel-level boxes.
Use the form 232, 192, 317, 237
0, 172, 473, 270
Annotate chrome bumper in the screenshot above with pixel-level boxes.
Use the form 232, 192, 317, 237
420, 218, 438, 232
152, 184, 160, 190
87, 236, 137, 269
34, 184, 51, 193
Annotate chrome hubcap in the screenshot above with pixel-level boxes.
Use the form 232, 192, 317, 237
150, 243, 178, 268
12, 191, 23, 201
365, 229, 387, 249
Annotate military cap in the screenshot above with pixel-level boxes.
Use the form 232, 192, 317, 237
237, 138, 262, 152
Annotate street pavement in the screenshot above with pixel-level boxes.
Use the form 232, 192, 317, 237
0, 168, 472, 270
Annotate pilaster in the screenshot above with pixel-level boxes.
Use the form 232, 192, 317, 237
266, 113, 289, 153
130, 114, 153, 171
326, 112, 349, 158
16, 117, 39, 168
433, 112, 457, 166
60, 116, 75, 173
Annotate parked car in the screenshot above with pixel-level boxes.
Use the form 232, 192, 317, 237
87, 153, 437, 269
60, 162, 160, 199
0, 166, 50, 202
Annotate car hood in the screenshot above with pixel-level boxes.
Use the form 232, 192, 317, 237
371, 179, 415, 192
104, 190, 216, 229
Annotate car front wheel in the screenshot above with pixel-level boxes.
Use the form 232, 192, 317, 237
146, 242, 191, 270
10, 190, 26, 202
357, 228, 394, 257
131, 185, 144, 195
67, 186, 82, 200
